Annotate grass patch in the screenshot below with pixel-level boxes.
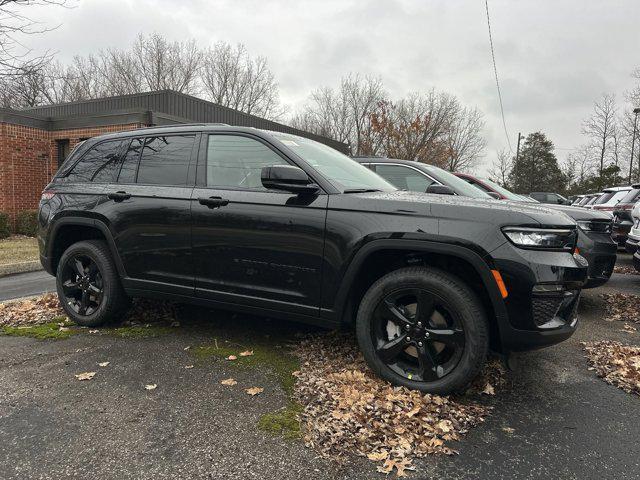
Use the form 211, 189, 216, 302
0, 235, 39, 267
108, 325, 174, 338
258, 402, 303, 439
2, 317, 77, 340
192, 329, 303, 438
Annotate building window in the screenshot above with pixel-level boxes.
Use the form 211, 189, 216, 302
56, 139, 70, 169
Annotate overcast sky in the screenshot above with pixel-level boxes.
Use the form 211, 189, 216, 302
22, 0, 640, 172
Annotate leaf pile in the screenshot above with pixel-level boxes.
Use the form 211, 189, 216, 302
0, 293, 64, 327
583, 341, 640, 396
119, 299, 177, 326
600, 293, 640, 324
293, 333, 492, 476
613, 265, 639, 275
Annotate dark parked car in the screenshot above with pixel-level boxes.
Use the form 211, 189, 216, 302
453, 173, 616, 288
529, 192, 571, 205
39, 125, 586, 394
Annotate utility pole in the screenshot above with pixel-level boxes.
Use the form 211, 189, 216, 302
514, 132, 522, 192
630, 108, 640, 184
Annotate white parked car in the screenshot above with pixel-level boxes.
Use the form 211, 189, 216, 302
626, 200, 640, 255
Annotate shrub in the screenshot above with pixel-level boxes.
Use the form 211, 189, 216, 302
0, 212, 9, 239
15, 210, 38, 237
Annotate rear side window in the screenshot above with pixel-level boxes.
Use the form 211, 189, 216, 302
65, 139, 127, 183
206, 135, 288, 189
136, 135, 195, 185
374, 164, 433, 192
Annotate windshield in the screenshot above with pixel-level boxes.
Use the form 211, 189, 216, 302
619, 188, 640, 204
595, 192, 616, 204
268, 132, 396, 192
476, 177, 528, 201
424, 166, 491, 198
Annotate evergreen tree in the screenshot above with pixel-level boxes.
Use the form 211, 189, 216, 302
508, 132, 566, 194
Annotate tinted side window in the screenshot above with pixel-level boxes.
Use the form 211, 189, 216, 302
117, 138, 143, 184
374, 164, 433, 192
206, 135, 288, 189
65, 139, 127, 183
136, 135, 195, 186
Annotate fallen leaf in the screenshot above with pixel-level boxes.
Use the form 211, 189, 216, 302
482, 383, 495, 395
88, 329, 99, 334
98, 362, 110, 367
502, 427, 515, 434
75, 371, 96, 381
58, 326, 69, 332
144, 384, 157, 391
239, 350, 254, 357
170, 321, 180, 327
184, 365, 194, 369
227, 355, 237, 361
245, 386, 264, 396
367, 451, 389, 461
220, 378, 237, 386
183, 346, 191, 351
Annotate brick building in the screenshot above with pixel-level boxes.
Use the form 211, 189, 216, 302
0, 90, 347, 225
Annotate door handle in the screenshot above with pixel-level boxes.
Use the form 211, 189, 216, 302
107, 191, 131, 202
198, 196, 230, 209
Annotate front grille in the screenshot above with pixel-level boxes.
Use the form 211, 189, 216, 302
588, 220, 613, 234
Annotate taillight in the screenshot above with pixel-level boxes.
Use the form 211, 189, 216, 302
41, 191, 56, 201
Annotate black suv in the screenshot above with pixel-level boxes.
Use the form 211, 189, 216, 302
38, 125, 587, 394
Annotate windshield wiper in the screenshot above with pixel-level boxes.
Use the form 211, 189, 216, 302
343, 188, 383, 193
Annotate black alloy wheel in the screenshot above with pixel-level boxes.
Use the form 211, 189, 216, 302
60, 254, 104, 316
372, 288, 465, 382
356, 266, 488, 394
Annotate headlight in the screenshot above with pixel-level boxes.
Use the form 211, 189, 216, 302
576, 220, 612, 234
502, 227, 576, 251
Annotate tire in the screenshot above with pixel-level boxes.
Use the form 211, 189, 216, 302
356, 266, 488, 395
56, 240, 129, 327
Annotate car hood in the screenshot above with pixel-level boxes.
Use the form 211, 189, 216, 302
330, 191, 576, 227
524, 202, 612, 221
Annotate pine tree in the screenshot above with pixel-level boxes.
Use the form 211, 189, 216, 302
508, 132, 566, 194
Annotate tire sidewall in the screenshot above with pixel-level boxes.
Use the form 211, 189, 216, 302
356, 267, 488, 394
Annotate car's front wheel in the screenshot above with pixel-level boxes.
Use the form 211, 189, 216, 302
56, 240, 129, 327
356, 266, 488, 394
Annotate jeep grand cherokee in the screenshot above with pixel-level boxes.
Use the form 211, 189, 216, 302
38, 125, 587, 394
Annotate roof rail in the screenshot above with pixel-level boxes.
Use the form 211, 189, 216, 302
137, 122, 230, 131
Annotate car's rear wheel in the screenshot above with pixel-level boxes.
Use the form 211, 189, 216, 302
356, 266, 488, 394
56, 240, 129, 327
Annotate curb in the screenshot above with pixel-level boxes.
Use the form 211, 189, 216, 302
0, 261, 43, 278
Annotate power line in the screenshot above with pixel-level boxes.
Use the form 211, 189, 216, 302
484, 0, 513, 153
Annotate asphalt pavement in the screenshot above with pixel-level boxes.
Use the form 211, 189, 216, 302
0, 270, 56, 301
0, 256, 639, 479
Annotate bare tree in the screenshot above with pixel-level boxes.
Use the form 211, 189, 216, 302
444, 104, 485, 172
201, 42, 284, 119
487, 149, 512, 187
581, 93, 617, 189
0, 0, 69, 76
132, 33, 201, 94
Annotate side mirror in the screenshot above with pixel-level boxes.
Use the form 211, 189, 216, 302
426, 184, 455, 195
487, 191, 501, 200
261, 165, 319, 194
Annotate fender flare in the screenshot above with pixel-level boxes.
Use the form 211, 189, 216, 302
47, 216, 126, 277
333, 239, 509, 328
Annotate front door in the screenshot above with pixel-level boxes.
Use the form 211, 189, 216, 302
191, 133, 327, 317
95, 134, 198, 295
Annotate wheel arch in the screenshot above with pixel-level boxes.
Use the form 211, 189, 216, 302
47, 216, 125, 277
333, 239, 509, 350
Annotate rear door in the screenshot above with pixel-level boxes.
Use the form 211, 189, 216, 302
191, 132, 328, 316
94, 133, 199, 295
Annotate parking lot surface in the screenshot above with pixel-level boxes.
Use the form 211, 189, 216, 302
1, 257, 639, 479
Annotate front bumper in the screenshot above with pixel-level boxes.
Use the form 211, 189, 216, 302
578, 231, 617, 288
489, 243, 587, 352
626, 235, 639, 254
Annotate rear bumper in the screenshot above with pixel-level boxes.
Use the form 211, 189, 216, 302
612, 220, 632, 246
489, 243, 587, 352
